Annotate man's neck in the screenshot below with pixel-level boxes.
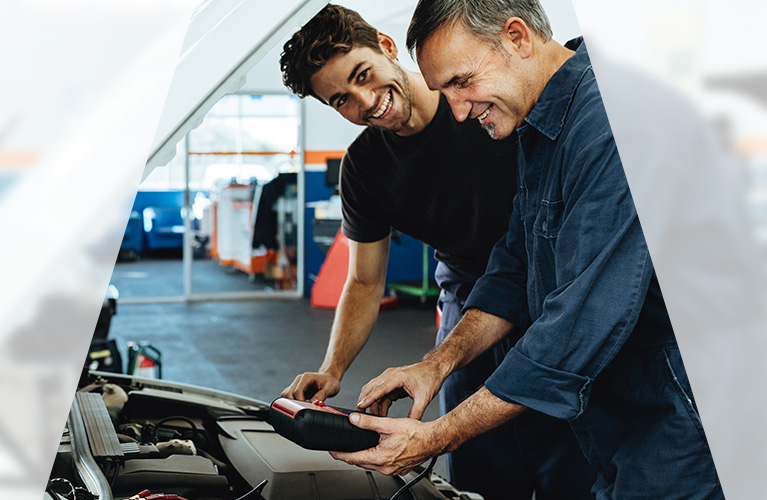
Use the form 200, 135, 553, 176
538, 41, 576, 91
395, 70, 441, 137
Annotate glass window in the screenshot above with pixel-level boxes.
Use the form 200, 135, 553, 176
117, 93, 303, 299
140, 94, 302, 191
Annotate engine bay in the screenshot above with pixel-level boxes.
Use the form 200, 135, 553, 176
47, 372, 477, 500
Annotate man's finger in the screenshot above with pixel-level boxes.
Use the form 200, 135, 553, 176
381, 398, 392, 416
358, 373, 398, 407
369, 400, 382, 416
293, 384, 306, 401
329, 448, 378, 467
330, 447, 411, 477
312, 387, 330, 402
358, 368, 394, 399
408, 397, 429, 420
358, 378, 404, 409
281, 376, 299, 398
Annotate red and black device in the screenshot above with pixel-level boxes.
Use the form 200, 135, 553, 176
269, 398, 379, 452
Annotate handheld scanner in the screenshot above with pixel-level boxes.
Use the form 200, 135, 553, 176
269, 398, 379, 452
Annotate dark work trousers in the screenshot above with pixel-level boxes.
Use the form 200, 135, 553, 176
435, 262, 596, 500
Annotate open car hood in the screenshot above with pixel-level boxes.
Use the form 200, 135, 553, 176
143, 0, 327, 180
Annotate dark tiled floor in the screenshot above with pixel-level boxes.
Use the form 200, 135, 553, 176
107, 254, 446, 474
107, 291, 446, 475
108, 298, 439, 412
111, 252, 289, 298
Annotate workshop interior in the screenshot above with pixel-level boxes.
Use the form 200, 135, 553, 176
41, 1, 767, 500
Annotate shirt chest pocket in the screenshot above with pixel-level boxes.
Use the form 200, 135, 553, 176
533, 199, 564, 239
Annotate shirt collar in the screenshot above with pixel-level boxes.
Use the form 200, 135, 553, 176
523, 37, 591, 140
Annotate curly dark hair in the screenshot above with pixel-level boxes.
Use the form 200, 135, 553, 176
280, 4, 381, 102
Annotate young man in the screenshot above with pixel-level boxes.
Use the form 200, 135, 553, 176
331, 1, 724, 499
279, 5, 595, 500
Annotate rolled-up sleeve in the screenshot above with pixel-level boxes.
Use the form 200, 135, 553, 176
482, 128, 654, 421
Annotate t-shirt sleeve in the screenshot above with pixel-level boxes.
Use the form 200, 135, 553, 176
484, 127, 653, 421
339, 151, 391, 243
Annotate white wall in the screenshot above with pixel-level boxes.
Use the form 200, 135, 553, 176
303, 98, 364, 152
241, 28, 364, 154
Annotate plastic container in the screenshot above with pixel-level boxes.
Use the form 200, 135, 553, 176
127, 341, 162, 379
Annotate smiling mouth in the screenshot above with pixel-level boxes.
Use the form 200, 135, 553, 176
371, 90, 392, 119
477, 104, 492, 122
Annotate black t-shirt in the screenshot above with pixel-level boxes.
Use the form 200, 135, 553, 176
340, 94, 518, 275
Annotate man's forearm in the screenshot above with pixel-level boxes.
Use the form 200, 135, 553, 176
319, 279, 386, 380
422, 308, 513, 381
432, 386, 526, 453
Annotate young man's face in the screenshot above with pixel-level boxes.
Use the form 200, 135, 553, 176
417, 21, 536, 140
311, 41, 413, 132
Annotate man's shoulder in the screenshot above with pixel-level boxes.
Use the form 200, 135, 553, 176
342, 128, 401, 188
550, 70, 622, 183
570, 68, 605, 116
561, 69, 612, 144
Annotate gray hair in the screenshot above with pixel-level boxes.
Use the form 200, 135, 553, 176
406, 0, 553, 57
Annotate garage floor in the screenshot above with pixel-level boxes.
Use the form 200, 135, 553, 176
111, 251, 280, 298
106, 282, 448, 475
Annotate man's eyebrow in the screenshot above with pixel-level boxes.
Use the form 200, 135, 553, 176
347, 62, 365, 84
328, 61, 366, 107
441, 74, 465, 89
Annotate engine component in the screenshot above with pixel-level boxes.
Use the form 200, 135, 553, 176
217, 417, 448, 500
76, 393, 124, 460
114, 455, 228, 491
156, 439, 197, 457
101, 383, 129, 421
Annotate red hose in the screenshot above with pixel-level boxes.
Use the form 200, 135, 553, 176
128, 491, 190, 500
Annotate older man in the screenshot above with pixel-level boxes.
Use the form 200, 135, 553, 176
331, 1, 724, 499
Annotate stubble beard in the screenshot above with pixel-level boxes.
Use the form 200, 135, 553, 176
482, 122, 498, 140
371, 61, 413, 133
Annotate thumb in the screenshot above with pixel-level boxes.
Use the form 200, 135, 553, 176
349, 412, 386, 433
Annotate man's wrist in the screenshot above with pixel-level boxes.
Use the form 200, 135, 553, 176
420, 353, 454, 384
429, 415, 462, 454
318, 363, 344, 382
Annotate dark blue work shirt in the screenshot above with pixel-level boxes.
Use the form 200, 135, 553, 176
464, 38, 676, 421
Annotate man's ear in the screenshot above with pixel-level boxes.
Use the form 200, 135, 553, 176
378, 32, 399, 60
501, 18, 533, 58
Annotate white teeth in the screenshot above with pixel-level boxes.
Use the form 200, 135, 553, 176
372, 91, 391, 118
477, 105, 492, 121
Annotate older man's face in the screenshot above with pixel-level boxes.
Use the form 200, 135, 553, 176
417, 22, 535, 140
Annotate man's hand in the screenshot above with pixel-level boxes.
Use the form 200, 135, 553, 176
329, 412, 447, 476
336, 387, 525, 477
356, 359, 447, 419
281, 372, 341, 402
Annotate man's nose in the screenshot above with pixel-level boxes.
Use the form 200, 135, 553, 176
444, 90, 471, 122
354, 88, 377, 112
